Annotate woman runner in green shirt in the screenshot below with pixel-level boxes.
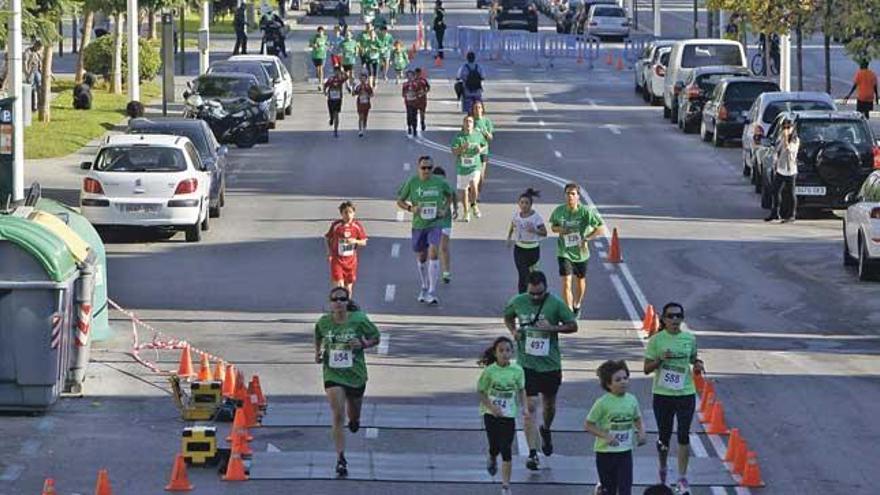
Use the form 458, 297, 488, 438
314, 287, 382, 477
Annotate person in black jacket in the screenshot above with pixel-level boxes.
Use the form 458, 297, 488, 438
433, 1, 446, 58
233, 3, 248, 55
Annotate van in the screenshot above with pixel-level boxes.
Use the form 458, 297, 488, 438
662, 39, 747, 122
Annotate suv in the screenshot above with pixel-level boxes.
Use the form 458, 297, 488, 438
700, 77, 779, 146
756, 111, 880, 213
676, 65, 752, 133
843, 171, 880, 280
663, 39, 747, 122
497, 0, 539, 32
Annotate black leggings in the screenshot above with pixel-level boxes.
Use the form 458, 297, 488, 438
366, 60, 379, 77
405, 104, 418, 133
483, 414, 515, 462
513, 245, 540, 293
596, 451, 633, 495
652, 394, 696, 448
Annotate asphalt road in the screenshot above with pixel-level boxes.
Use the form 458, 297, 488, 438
3, 1, 880, 494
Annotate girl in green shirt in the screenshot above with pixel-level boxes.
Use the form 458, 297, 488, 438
391, 40, 409, 84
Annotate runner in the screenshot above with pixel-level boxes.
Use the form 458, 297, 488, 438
451, 115, 487, 222
414, 67, 431, 133
339, 30, 359, 79
432, 166, 457, 283
643, 303, 704, 494
377, 26, 395, 81
391, 40, 410, 84
506, 188, 547, 293
363, 30, 382, 87
585, 360, 647, 495
477, 336, 530, 495
309, 26, 330, 91
323, 65, 349, 138
548, 183, 605, 317
471, 101, 494, 193
357, 25, 375, 73
502, 270, 578, 471
314, 286, 381, 477
351, 72, 374, 137
395, 155, 455, 304
402, 70, 420, 136
329, 25, 344, 69
325, 201, 368, 295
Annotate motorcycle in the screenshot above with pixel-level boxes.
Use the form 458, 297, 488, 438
261, 17, 287, 57
184, 87, 273, 148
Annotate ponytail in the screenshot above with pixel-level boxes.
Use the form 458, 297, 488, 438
478, 336, 514, 367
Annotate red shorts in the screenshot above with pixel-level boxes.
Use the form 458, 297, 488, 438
330, 258, 358, 284
357, 102, 371, 114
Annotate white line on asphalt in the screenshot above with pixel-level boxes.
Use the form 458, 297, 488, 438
0, 464, 23, 482
602, 124, 623, 135
403, 162, 411, 171
711, 487, 728, 495
538, 120, 546, 127
366, 427, 380, 438
553, 150, 563, 158
691, 433, 708, 457
391, 243, 401, 258
597, 250, 607, 258
384, 284, 396, 302
618, 264, 649, 311
545, 133, 553, 140
396, 210, 406, 222
516, 430, 529, 457
378, 333, 390, 355
525, 87, 539, 113
609, 274, 643, 331
266, 443, 282, 453
708, 434, 728, 462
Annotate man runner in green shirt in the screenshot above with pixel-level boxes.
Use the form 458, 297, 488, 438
503, 270, 578, 470
548, 182, 605, 317
396, 155, 455, 304
309, 26, 329, 91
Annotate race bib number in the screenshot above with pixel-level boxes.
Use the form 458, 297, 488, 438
563, 232, 582, 248
419, 202, 437, 220
329, 89, 342, 100
660, 365, 686, 391
461, 156, 477, 167
490, 393, 515, 418
609, 428, 632, 449
338, 239, 356, 257
525, 332, 550, 357
405, 91, 417, 101
358, 94, 370, 104
329, 348, 353, 369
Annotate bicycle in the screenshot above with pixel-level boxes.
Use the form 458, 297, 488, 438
751, 35, 780, 76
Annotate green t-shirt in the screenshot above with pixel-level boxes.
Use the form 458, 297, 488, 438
358, 32, 373, 53
474, 117, 495, 158
503, 293, 576, 372
377, 32, 394, 57
645, 329, 698, 396
451, 131, 487, 176
392, 48, 409, 70
477, 363, 525, 418
586, 392, 641, 453
314, 311, 381, 388
310, 33, 329, 60
396, 175, 455, 230
340, 39, 359, 65
365, 38, 382, 61
548, 203, 604, 262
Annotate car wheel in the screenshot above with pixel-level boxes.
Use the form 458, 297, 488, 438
258, 129, 270, 144
635, 82, 641, 94
700, 120, 711, 142
677, 109, 684, 130
285, 104, 293, 116
236, 129, 258, 148
754, 166, 762, 192
663, 105, 670, 118
209, 202, 221, 218
669, 103, 678, 123
268, 120, 276, 130
201, 208, 210, 231
642, 87, 651, 103
858, 236, 877, 281
219, 186, 226, 207
843, 222, 858, 266
185, 222, 202, 242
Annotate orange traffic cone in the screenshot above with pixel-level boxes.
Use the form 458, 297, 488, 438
234, 371, 249, 404
213, 360, 225, 384
231, 430, 254, 457
705, 401, 729, 434
164, 453, 194, 491
699, 389, 716, 422
616, 55, 625, 71
227, 407, 254, 441
41, 478, 56, 495
693, 369, 705, 394
176, 345, 195, 379
732, 438, 748, 475
94, 469, 113, 495
222, 364, 236, 397
724, 428, 742, 462
222, 453, 249, 481
197, 353, 213, 381
641, 305, 655, 332
740, 451, 765, 487
606, 228, 622, 263
250, 375, 267, 408
434, 55, 443, 67
605, 51, 613, 65
243, 394, 261, 427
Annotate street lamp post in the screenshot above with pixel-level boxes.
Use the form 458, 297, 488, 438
653, 0, 661, 37
128, 0, 140, 101
6, 0, 24, 202
779, 32, 791, 91
199, 0, 210, 74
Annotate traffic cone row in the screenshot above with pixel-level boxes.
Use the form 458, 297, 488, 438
197, 353, 213, 381
616, 55, 625, 71
606, 228, 622, 263
641, 304, 659, 334
41, 478, 56, 495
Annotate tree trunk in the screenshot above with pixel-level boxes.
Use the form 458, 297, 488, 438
75, 10, 95, 84
38, 45, 53, 123
148, 9, 156, 39
796, 23, 803, 90
111, 12, 123, 94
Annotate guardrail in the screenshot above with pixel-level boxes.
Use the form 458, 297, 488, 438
455, 28, 607, 69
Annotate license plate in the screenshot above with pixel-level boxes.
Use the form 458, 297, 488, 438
795, 186, 826, 196
121, 203, 159, 213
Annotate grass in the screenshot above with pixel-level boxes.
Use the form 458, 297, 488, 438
181, 0, 286, 37
24, 79, 161, 160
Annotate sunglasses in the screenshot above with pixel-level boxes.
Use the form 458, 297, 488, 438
330, 296, 349, 302
663, 313, 684, 320
420, 166, 434, 170
527, 290, 546, 298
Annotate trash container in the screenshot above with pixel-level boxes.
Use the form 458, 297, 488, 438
0, 215, 79, 411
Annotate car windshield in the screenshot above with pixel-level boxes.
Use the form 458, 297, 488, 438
696, 73, 745, 92
94, 146, 187, 172
681, 44, 743, 68
724, 82, 779, 100
763, 101, 834, 123
195, 76, 253, 97
797, 120, 872, 146
593, 6, 623, 16
261, 62, 279, 79
130, 126, 212, 158
211, 63, 269, 85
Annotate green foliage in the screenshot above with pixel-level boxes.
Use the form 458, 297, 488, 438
825, 0, 880, 63
83, 35, 162, 81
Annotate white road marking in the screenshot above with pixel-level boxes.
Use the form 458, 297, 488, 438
711, 487, 728, 495
708, 434, 729, 462
538, 120, 546, 127
525, 87, 539, 113
390, 243, 401, 258
266, 443, 282, 453
396, 210, 406, 222
403, 162, 411, 171
366, 427, 380, 438
0, 464, 24, 482
585, 98, 599, 107
691, 434, 708, 457
516, 430, 529, 457
602, 124, 623, 135
378, 333, 390, 355
545, 133, 553, 140
553, 150, 563, 158
384, 284, 396, 302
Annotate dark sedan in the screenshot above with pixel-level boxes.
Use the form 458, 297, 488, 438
701, 77, 780, 147
676, 65, 752, 134
127, 117, 229, 218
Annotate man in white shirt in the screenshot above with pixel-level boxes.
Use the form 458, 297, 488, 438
765, 119, 799, 223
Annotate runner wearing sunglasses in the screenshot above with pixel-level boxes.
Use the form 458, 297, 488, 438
314, 286, 382, 477
502, 270, 578, 471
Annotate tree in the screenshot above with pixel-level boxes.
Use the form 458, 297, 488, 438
825, 0, 880, 64
29, 0, 69, 122
73, 0, 104, 84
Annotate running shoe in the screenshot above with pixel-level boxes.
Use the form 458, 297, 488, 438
358, 131, 364, 138
417, 288, 429, 303
336, 457, 348, 477
539, 426, 553, 456
329, 118, 334, 126
572, 306, 581, 319
334, 131, 339, 138
501, 486, 511, 495
592, 484, 602, 495
442, 271, 451, 284
676, 478, 690, 494
525, 453, 539, 471
463, 213, 471, 223
318, 84, 323, 91
486, 456, 498, 476
348, 420, 360, 433
472, 204, 481, 218
659, 468, 668, 484
425, 293, 439, 305
421, 121, 426, 132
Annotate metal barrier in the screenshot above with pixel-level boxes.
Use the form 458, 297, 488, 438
456, 28, 602, 69
623, 35, 653, 68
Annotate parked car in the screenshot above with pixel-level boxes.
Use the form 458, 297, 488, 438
477, 0, 491, 7
128, 118, 228, 219
635, 40, 674, 95
742, 91, 836, 186
843, 171, 880, 280
584, 4, 629, 40
79, 134, 212, 242
700, 77, 779, 147
184, 73, 275, 145
308, 0, 349, 15
646, 46, 672, 105
229, 54, 293, 120
207, 60, 277, 129
573, 0, 615, 34
756, 110, 880, 214
496, 0, 539, 32
663, 39, 747, 122
676, 66, 751, 133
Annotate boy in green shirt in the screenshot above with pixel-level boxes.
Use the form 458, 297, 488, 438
309, 26, 329, 90
377, 26, 395, 81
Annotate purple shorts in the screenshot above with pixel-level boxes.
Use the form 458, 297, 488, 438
411, 227, 443, 252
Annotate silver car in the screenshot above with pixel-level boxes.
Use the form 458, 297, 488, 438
584, 4, 630, 40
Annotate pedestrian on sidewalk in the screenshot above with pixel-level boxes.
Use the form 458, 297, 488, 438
233, 2, 248, 55
24, 40, 43, 112
844, 60, 878, 120
457, 51, 485, 114
765, 118, 799, 223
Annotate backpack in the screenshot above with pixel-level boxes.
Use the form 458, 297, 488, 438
464, 64, 482, 92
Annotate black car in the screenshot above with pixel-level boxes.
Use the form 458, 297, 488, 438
309, 0, 349, 15
497, 0, 539, 32
207, 61, 277, 130
676, 65, 752, 134
127, 118, 229, 218
701, 77, 779, 147
184, 73, 274, 143
756, 111, 880, 212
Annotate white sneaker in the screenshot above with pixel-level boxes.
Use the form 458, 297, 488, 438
593, 483, 602, 495
472, 204, 482, 218
501, 487, 512, 495
417, 288, 428, 303
424, 293, 439, 305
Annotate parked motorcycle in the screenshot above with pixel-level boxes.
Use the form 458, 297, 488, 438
184, 86, 274, 148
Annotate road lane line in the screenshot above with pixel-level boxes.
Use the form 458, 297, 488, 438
391, 243, 400, 258
545, 133, 553, 140
403, 162, 411, 171
691, 433, 708, 457
525, 87, 539, 113
516, 430, 529, 456
711, 487, 728, 495
266, 443, 282, 452
553, 150, 563, 158
384, 284, 396, 302
539, 120, 546, 127
396, 210, 406, 222
378, 333, 390, 354
366, 427, 380, 438
708, 434, 728, 461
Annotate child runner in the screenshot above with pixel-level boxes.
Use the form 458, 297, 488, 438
402, 70, 420, 136
351, 72, 374, 137
585, 360, 646, 495
325, 201, 368, 295
477, 336, 530, 495
506, 188, 547, 293
377, 26, 395, 81
323, 65, 349, 138
432, 166, 457, 283
339, 30, 359, 79
414, 67, 431, 133
391, 40, 410, 84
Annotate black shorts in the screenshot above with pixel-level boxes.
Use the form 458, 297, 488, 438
558, 257, 588, 278
524, 368, 562, 397
312, 58, 325, 67
342, 64, 354, 72
652, 393, 696, 447
327, 99, 342, 114
857, 100, 874, 114
324, 381, 366, 399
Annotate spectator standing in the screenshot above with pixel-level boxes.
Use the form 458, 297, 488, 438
233, 3, 248, 55
844, 60, 879, 120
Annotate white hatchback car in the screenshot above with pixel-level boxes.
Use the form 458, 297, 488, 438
584, 4, 629, 40
228, 54, 293, 120
79, 134, 213, 242
844, 170, 880, 281
646, 46, 672, 106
